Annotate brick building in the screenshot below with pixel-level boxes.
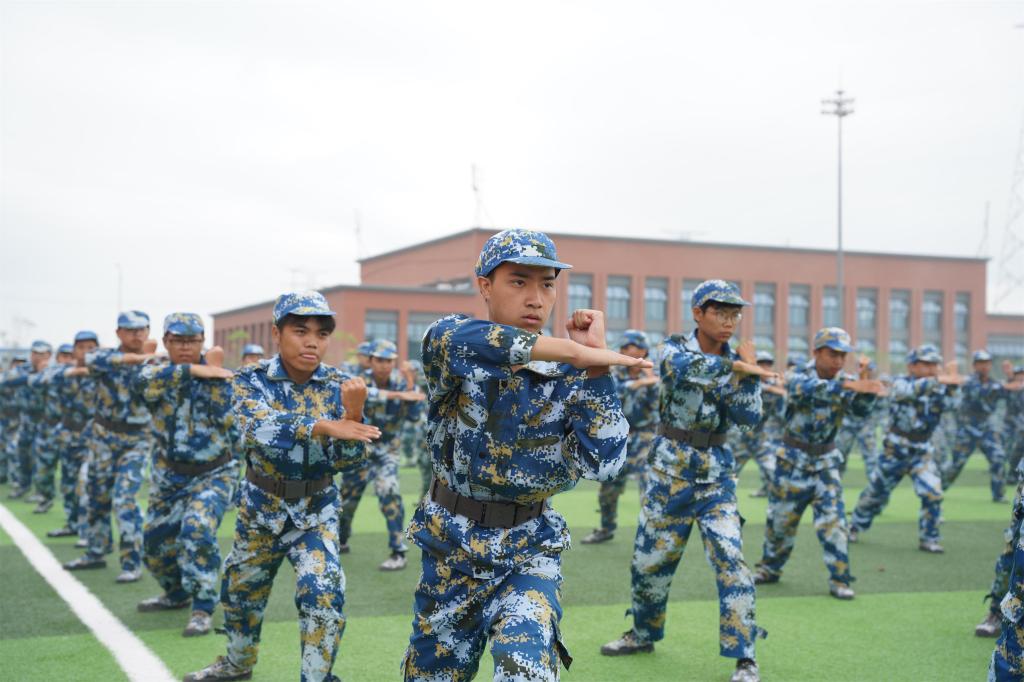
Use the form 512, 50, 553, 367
213, 228, 1024, 372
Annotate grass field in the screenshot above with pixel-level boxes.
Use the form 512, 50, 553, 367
0, 453, 1011, 681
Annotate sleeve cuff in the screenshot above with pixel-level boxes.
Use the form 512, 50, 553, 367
1001, 593, 1024, 624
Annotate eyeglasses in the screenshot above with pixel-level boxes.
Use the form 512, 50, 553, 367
709, 309, 743, 323
166, 337, 203, 347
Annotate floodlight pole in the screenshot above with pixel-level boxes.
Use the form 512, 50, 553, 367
822, 90, 854, 326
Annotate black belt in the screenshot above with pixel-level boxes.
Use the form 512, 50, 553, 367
783, 435, 836, 456
160, 451, 233, 477
429, 477, 545, 529
62, 415, 87, 431
657, 424, 727, 449
95, 415, 147, 434
44, 415, 60, 426
245, 466, 332, 501
890, 428, 931, 444
2, 409, 18, 418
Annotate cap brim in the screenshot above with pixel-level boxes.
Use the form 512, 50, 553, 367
817, 341, 853, 353
706, 294, 751, 307
504, 256, 573, 271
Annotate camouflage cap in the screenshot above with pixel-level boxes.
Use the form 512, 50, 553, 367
755, 350, 775, 363
973, 349, 993, 363
786, 353, 804, 366
242, 344, 265, 356
369, 339, 398, 359
617, 329, 650, 351
30, 340, 52, 354
407, 359, 423, 371
474, 229, 573, 278
357, 341, 374, 356
1014, 365, 1024, 375
908, 343, 942, 364
691, 279, 749, 309
57, 343, 74, 354
74, 330, 99, 344
117, 310, 150, 330
163, 312, 204, 336
813, 327, 853, 353
272, 291, 335, 324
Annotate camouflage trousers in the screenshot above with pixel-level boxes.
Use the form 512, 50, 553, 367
75, 450, 92, 538
400, 417, 426, 468
629, 467, 761, 659
595, 426, 655, 532
220, 486, 346, 682
989, 487, 1024, 681
733, 428, 777, 490
986, 481, 1024, 617
32, 421, 65, 501
338, 440, 407, 554
1006, 424, 1024, 485
944, 423, 1006, 501
758, 457, 853, 589
0, 415, 16, 483
58, 429, 88, 530
13, 416, 37, 491
849, 436, 943, 543
836, 419, 879, 474
85, 427, 151, 571
403, 551, 569, 681
143, 461, 237, 614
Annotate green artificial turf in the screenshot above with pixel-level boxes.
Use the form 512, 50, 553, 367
0, 452, 1012, 680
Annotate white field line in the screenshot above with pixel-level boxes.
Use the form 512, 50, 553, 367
0, 501, 176, 682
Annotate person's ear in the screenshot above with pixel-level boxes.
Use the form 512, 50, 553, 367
477, 275, 493, 304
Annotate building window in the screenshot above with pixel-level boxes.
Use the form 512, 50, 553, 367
889, 339, 909, 373
856, 338, 876, 355
407, 312, 446, 360
923, 291, 943, 347
364, 310, 398, 344
890, 290, 910, 332
606, 275, 632, 343
644, 278, 668, 323
753, 335, 775, 351
567, 273, 592, 313
680, 278, 703, 333
788, 285, 810, 331
955, 293, 969, 334
988, 334, 1024, 362
754, 283, 776, 328
787, 336, 809, 361
856, 288, 877, 335
823, 286, 840, 328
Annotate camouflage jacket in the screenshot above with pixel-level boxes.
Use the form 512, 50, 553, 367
85, 348, 152, 427
650, 332, 762, 482
409, 314, 627, 578
613, 365, 660, 431
885, 374, 957, 445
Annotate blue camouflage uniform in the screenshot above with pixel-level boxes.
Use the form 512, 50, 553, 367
28, 348, 75, 504
849, 344, 954, 546
340, 340, 373, 377
756, 328, 875, 591
626, 280, 764, 662
835, 360, 883, 475
80, 312, 155, 573
240, 344, 265, 366
1004, 367, 1024, 481
734, 350, 784, 492
137, 313, 239, 616
990, 472, 1024, 680
5, 341, 52, 495
0, 360, 24, 484
403, 229, 628, 681
398, 359, 429, 490
213, 292, 366, 682
945, 350, 1010, 501
593, 330, 659, 535
50, 331, 99, 534
337, 339, 419, 556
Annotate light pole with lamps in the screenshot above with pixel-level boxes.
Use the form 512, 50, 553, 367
822, 90, 855, 327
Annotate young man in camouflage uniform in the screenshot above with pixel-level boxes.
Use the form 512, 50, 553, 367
135, 313, 239, 637
944, 350, 1019, 502
754, 328, 883, 600
402, 229, 648, 681
835, 359, 883, 475
64, 311, 155, 582
185, 291, 380, 682
733, 350, 785, 498
1005, 365, 1024, 481
989, 461, 1024, 680
26, 343, 75, 513
601, 280, 776, 682
46, 330, 99, 539
582, 329, 659, 545
0, 356, 27, 485
848, 343, 963, 553
341, 340, 373, 376
5, 341, 53, 501
239, 343, 265, 367
337, 338, 424, 570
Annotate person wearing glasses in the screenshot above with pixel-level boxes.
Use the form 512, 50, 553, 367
602, 279, 777, 682
754, 328, 884, 600
132, 313, 239, 638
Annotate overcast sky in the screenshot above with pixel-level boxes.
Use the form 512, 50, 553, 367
2, 0, 1022, 349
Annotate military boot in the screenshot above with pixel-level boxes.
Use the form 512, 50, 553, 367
581, 528, 614, 544
184, 657, 252, 682
600, 630, 654, 656
975, 611, 1002, 637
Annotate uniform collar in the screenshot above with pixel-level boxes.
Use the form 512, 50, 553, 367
266, 355, 330, 383
682, 331, 735, 359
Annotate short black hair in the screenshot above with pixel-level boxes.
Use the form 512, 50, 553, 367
275, 314, 337, 334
